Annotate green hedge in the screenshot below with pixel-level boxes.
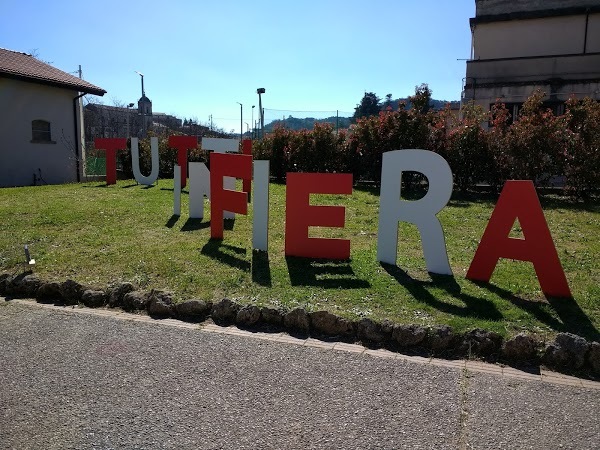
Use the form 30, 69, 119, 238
99, 90, 600, 199
255, 90, 600, 198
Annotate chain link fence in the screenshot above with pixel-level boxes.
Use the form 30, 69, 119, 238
252, 109, 354, 137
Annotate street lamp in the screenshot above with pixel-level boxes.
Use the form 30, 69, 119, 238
135, 71, 145, 136
134, 70, 145, 97
251, 105, 255, 139
257, 88, 265, 138
236, 102, 243, 143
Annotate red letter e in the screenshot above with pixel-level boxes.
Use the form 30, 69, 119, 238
285, 173, 352, 259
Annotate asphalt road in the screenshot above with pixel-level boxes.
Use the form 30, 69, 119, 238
0, 300, 598, 450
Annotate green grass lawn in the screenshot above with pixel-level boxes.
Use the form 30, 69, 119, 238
1, 179, 598, 341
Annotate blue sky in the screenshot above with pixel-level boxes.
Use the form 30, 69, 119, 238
1, 0, 475, 133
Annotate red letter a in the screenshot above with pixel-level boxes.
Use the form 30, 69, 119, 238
466, 181, 571, 298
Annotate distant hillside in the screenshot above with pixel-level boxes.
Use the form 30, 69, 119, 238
383, 98, 461, 111
263, 98, 460, 133
264, 116, 352, 133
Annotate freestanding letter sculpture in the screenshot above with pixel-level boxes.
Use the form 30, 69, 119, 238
168, 135, 198, 188
252, 160, 270, 251
285, 173, 353, 259
377, 149, 453, 275
131, 137, 159, 186
94, 138, 127, 185
466, 180, 571, 298
209, 152, 252, 239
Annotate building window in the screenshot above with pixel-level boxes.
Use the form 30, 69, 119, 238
542, 102, 564, 116
31, 120, 55, 143
489, 102, 522, 126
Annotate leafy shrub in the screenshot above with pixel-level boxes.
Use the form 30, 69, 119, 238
252, 126, 293, 181
117, 133, 206, 179
440, 102, 489, 193
286, 123, 345, 173
346, 95, 431, 184
113, 88, 599, 199
563, 97, 600, 198
489, 90, 573, 188
346, 114, 380, 182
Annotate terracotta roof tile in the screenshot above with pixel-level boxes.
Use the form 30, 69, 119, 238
0, 47, 106, 96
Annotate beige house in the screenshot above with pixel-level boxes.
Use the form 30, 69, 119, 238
0, 48, 105, 187
463, 0, 600, 119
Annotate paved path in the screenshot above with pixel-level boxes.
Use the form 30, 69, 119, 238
0, 300, 598, 449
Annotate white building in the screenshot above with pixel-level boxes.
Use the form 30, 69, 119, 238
0, 48, 105, 187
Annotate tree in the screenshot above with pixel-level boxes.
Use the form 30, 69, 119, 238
408, 83, 432, 114
353, 92, 381, 121
384, 93, 393, 110
29, 48, 53, 65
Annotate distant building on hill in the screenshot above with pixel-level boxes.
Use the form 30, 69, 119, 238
463, 0, 600, 120
84, 99, 182, 142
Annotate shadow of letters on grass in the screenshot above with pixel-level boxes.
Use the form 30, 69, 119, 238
470, 280, 599, 341
287, 257, 371, 289
252, 250, 271, 287
200, 239, 249, 272
165, 215, 179, 229
181, 218, 211, 232
381, 263, 598, 341
381, 263, 503, 322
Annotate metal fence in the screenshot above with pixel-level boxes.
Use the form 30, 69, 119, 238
85, 156, 106, 176
260, 109, 354, 134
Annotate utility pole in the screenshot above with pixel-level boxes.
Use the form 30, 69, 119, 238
76, 64, 84, 182
236, 102, 243, 143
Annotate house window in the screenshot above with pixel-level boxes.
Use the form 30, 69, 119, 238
31, 120, 55, 143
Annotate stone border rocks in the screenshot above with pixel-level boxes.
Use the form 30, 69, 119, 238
107, 282, 135, 308
211, 298, 240, 324
175, 299, 212, 322
0, 270, 598, 379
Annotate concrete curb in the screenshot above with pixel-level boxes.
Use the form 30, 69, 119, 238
1, 271, 599, 379
4, 298, 599, 390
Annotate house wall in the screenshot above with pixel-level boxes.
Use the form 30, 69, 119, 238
475, 0, 597, 16
588, 13, 600, 53
466, 53, 600, 84
472, 15, 590, 59
0, 78, 79, 187
464, 3, 600, 122
465, 80, 600, 114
